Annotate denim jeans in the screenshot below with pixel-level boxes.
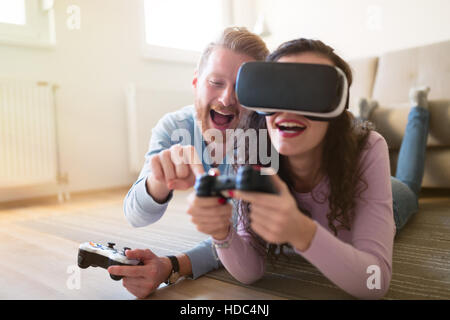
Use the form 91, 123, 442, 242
392, 106, 430, 231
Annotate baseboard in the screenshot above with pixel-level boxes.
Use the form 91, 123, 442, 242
0, 185, 130, 210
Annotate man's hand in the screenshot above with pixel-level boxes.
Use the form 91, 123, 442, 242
147, 145, 205, 203
187, 192, 232, 240
108, 249, 171, 299
186, 168, 232, 240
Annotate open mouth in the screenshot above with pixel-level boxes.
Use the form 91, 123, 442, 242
210, 109, 235, 127
276, 121, 306, 134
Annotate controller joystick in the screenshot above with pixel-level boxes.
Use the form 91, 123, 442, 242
194, 165, 278, 198
77, 242, 142, 281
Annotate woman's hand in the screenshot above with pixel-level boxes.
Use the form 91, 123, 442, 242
186, 192, 233, 241
232, 171, 317, 252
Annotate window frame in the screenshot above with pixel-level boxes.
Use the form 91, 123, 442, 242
139, 0, 233, 64
0, 0, 56, 49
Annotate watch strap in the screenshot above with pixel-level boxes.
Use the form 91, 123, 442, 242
167, 255, 179, 273
164, 255, 181, 285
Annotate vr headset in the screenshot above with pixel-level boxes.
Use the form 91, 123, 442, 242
235, 62, 349, 121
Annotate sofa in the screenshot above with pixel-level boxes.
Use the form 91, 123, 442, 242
348, 40, 450, 189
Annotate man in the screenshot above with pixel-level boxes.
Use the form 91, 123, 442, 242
108, 27, 269, 298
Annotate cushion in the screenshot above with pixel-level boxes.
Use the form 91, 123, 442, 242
372, 47, 420, 104
370, 101, 450, 149
348, 56, 379, 116
417, 40, 450, 101
372, 40, 450, 104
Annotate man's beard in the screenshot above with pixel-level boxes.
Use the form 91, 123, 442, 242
194, 99, 252, 162
194, 98, 250, 141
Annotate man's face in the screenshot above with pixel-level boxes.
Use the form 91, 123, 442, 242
192, 47, 255, 142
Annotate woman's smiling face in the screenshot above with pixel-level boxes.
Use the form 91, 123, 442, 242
266, 52, 334, 157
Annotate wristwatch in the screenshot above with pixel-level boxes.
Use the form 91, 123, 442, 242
165, 255, 181, 285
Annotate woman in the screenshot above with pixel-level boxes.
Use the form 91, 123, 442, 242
186, 38, 430, 299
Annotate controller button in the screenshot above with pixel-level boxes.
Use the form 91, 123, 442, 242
107, 242, 116, 249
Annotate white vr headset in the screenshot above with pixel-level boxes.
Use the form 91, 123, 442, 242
235, 62, 349, 121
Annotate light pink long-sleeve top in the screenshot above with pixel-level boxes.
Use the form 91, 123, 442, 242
214, 131, 396, 299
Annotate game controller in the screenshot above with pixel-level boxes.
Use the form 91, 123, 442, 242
77, 242, 142, 281
194, 166, 278, 197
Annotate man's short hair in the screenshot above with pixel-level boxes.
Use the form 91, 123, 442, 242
197, 26, 269, 75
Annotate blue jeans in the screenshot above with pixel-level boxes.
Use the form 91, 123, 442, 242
391, 106, 430, 231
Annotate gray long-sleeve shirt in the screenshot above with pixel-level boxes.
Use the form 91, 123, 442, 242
123, 105, 235, 279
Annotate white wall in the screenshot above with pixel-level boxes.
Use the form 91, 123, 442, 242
0, 0, 198, 201
257, 0, 450, 60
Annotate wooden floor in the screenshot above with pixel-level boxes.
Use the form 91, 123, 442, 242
0, 188, 285, 300
0, 187, 448, 300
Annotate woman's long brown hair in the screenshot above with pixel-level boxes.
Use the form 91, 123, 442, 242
236, 38, 372, 261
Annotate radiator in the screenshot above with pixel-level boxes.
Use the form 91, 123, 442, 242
0, 79, 62, 192
125, 83, 193, 174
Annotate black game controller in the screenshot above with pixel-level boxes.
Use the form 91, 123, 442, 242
194, 166, 278, 197
77, 242, 142, 281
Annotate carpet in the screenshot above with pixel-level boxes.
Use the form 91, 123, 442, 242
206, 197, 450, 300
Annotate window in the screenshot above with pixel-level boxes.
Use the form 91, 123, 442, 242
0, 0, 56, 48
142, 0, 232, 63
0, 0, 26, 25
